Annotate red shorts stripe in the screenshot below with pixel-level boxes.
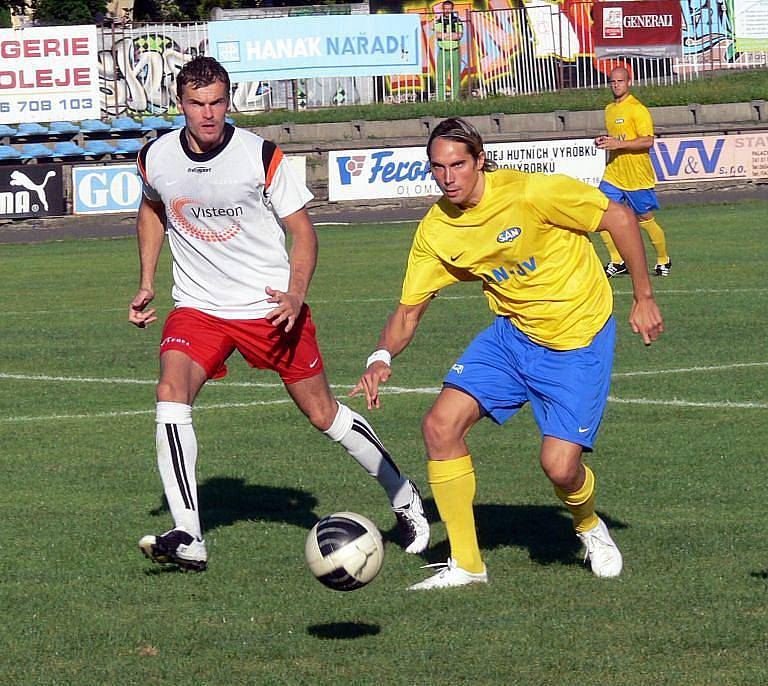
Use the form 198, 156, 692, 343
159, 305, 324, 384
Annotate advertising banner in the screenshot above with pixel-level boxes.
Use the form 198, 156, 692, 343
592, 1, 682, 59
72, 157, 306, 215
651, 133, 768, 183
733, 0, 768, 51
328, 139, 605, 202
0, 25, 100, 124
0, 164, 64, 218
73, 165, 143, 215
209, 15, 422, 81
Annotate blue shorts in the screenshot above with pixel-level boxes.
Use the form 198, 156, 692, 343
599, 180, 659, 216
443, 316, 615, 451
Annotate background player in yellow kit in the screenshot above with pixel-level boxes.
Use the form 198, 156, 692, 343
596, 66, 672, 278
352, 117, 664, 590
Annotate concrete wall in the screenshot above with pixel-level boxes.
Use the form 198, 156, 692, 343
264, 100, 768, 149
257, 100, 767, 201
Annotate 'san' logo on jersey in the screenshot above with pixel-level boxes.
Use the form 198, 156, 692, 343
497, 227, 522, 243
169, 197, 243, 243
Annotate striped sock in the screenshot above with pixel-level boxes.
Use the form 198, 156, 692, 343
324, 403, 410, 508
156, 401, 201, 539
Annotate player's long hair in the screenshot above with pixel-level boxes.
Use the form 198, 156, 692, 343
176, 56, 231, 101
427, 118, 498, 172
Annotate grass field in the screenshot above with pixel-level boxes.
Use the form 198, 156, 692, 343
1, 200, 767, 685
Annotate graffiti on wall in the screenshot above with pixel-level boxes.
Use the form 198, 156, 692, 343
375, 0, 757, 98
98, 26, 273, 117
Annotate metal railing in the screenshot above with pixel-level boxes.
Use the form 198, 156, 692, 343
97, 2, 767, 117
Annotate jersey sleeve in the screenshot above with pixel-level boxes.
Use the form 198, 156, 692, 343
400, 223, 460, 305
633, 103, 655, 137
136, 140, 161, 202
261, 140, 313, 218
526, 174, 609, 234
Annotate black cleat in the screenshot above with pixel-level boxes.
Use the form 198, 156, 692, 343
139, 528, 208, 571
604, 261, 628, 278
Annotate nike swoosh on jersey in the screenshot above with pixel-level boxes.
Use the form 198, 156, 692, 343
309, 358, 319, 368
450, 252, 465, 262
578, 427, 590, 433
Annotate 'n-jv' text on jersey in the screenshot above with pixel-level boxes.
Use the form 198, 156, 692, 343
138, 124, 313, 319
400, 169, 612, 350
603, 94, 656, 191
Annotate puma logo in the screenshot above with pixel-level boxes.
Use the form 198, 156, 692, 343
9, 170, 56, 211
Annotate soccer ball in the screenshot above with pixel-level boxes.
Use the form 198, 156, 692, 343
305, 512, 385, 591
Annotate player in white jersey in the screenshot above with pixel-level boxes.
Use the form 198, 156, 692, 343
129, 56, 428, 571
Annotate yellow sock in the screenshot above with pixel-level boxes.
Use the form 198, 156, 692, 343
554, 465, 599, 533
639, 217, 669, 264
428, 455, 484, 573
600, 231, 623, 264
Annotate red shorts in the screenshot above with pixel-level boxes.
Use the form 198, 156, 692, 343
159, 305, 325, 384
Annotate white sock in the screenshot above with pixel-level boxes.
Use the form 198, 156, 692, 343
323, 403, 411, 508
155, 401, 202, 540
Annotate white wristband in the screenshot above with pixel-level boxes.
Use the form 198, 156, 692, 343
366, 349, 392, 368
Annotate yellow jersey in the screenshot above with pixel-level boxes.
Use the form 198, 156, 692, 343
603, 94, 656, 191
400, 169, 612, 350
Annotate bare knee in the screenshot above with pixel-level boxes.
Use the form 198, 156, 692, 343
422, 409, 461, 454
307, 400, 339, 432
541, 460, 583, 492
157, 380, 188, 404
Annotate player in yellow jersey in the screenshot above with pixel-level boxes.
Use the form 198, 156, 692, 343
596, 66, 672, 277
351, 117, 664, 589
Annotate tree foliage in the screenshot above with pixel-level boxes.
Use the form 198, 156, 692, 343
32, 0, 108, 24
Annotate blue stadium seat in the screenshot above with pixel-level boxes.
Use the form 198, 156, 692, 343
81, 119, 112, 132
172, 115, 186, 128
0, 124, 18, 137
142, 116, 173, 131
84, 140, 116, 155
0, 145, 22, 160
18, 122, 49, 135
53, 141, 86, 157
50, 121, 81, 134
112, 116, 144, 132
113, 138, 143, 154
21, 143, 54, 159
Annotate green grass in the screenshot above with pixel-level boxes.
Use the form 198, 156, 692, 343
233, 69, 768, 126
1, 199, 767, 685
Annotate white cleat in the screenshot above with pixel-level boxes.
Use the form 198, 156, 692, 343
577, 517, 623, 578
408, 557, 488, 591
393, 481, 430, 554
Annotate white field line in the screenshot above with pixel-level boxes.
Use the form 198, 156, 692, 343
608, 397, 768, 409
1, 361, 767, 423
2, 361, 766, 390
0, 398, 295, 424
1, 287, 767, 317
2, 393, 765, 424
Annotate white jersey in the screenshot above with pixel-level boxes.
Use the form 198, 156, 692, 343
138, 124, 313, 319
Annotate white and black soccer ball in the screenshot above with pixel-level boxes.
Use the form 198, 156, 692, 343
305, 512, 384, 591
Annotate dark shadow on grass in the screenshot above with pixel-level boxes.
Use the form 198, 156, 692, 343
307, 622, 381, 640
150, 476, 320, 532
388, 499, 628, 568
750, 571, 768, 579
